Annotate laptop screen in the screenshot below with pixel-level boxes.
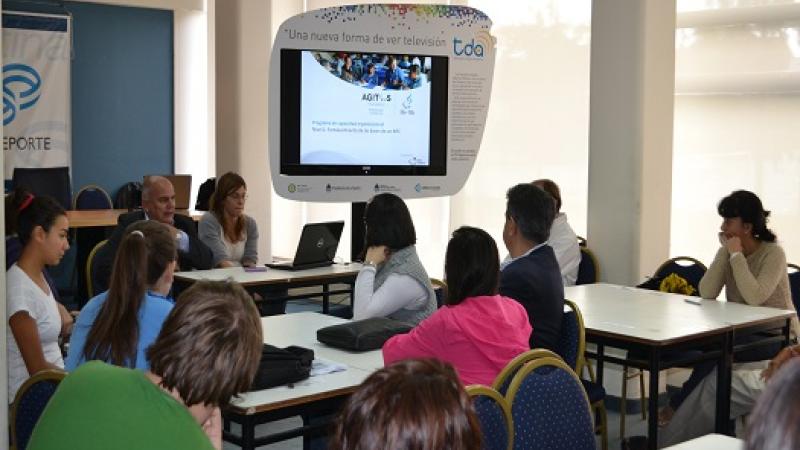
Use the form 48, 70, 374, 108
293, 221, 345, 265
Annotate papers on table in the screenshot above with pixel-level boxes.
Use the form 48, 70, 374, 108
310, 358, 348, 377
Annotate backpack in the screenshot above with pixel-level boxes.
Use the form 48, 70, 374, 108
250, 344, 314, 390
114, 182, 142, 210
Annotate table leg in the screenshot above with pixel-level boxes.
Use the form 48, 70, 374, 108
241, 415, 255, 450
322, 284, 330, 314
647, 348, 661, 450
715, 331, 734, 435
784, 318, 792, 346
596, 344, 605, 386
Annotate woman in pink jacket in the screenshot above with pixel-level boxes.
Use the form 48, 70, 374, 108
383, 226, 532, 386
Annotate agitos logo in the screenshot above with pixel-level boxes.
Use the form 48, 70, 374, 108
452, 31, 491, 58
3, 64, 42, 126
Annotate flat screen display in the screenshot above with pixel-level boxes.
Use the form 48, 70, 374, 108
280, 49, 448, 176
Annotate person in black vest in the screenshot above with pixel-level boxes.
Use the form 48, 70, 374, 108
499, 183, 564, 352
93, 176, 213, 294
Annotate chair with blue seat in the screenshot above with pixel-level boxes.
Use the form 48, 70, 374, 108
10, 369, 66, 450
73, 184, 113, 210
576, 246, 599, 285
466, 385, 513, 450
653, 256, 707, 295
557, 300, 608, 450
86, 239, 108, 299
505, 356, 596, 450
788, 263, 800, 314
492, 348, 561, 396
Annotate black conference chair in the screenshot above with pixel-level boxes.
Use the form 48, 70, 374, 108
576, 247, 600, 285
12, 167, 72, 211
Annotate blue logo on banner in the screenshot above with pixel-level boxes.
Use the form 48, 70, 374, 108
3, 64, 42, 125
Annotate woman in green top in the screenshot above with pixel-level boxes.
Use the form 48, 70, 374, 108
28, 280, 263, 450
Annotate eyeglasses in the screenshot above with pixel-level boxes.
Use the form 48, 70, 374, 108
228, 193, 248, 202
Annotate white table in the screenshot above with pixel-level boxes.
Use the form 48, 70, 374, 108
565, 283, 795, 450
174, 264, 362, 314
224, 312, 383, 449
663, 433, 743, 450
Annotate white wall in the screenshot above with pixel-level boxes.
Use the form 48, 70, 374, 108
672, 5, 800, 266
174, 2, 215, 207
215, 0, 273, 261
453, 0, 591, 260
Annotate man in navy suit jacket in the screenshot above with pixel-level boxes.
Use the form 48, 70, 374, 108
92, 176, 213, 295
499, 183, 564, 352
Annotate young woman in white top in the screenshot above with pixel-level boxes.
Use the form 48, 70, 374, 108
7, 195, 73, 401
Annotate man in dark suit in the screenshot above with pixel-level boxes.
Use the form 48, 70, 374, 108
92, 176, 213, 294
499, 183, 564, 352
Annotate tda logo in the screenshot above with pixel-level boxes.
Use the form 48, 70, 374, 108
452, 31, 491, 58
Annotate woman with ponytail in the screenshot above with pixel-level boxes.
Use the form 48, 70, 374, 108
66, 220, 177, 370
7, 196, 72, 401
660, 190, 796, 426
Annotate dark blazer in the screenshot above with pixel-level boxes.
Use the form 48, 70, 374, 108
499, 244, 565, 352
92, 211, 213, 294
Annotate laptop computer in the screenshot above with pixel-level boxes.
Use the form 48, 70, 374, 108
266, 221, 345, 271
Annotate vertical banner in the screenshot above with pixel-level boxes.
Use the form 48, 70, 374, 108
2, 12, 71, 180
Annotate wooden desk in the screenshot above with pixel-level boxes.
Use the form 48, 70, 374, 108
225, 312, 382, 448
565, 283, 794, 449
66, 209, 202, 228
174, 264, 362, 315
663, 434, 742, 450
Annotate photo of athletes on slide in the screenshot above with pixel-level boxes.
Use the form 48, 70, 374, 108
311, 51, 432, 90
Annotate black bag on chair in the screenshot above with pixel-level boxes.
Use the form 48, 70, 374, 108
317, 318, 413, 351
250, 344, 314, 390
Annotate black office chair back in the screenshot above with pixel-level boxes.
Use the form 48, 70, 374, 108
195, 177, 216, 211
12, 167, 71, 210
114, 181, 142, 210
576, 247, 599, 285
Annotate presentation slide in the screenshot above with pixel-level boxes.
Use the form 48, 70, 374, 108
299, 51, 432, 167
